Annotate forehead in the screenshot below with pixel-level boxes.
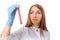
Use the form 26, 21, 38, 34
30, 6, 41, 11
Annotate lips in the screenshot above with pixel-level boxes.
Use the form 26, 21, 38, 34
32, 19, 37, 21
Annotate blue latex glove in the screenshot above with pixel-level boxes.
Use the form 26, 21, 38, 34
6, 4, 20, 27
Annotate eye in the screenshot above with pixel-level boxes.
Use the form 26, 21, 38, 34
30, 11, 34, 14
37, 11, 41, 14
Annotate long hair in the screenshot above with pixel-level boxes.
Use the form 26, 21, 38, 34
25, 4, 48, 36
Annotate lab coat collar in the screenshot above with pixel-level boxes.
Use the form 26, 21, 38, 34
30, 25, 40, 32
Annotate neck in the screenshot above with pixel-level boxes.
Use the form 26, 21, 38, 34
33, 24, 39, 28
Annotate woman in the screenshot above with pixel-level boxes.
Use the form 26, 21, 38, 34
0, 4, 50, 40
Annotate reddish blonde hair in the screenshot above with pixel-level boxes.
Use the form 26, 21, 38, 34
25, 4, 48, 35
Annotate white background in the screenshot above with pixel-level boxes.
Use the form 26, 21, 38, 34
0, 0, 60, 40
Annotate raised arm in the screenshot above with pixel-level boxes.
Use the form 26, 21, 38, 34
0, 4, 20, 39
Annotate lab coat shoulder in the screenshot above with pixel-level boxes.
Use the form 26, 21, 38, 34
2, 26, 26, 40
43, 30, 50, 40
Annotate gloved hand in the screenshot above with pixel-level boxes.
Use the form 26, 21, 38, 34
6, 4, 20, 27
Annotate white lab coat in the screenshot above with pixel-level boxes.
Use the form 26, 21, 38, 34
3, 26, 50, 40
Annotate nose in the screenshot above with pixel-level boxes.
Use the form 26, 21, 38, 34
33, 13, 37, 18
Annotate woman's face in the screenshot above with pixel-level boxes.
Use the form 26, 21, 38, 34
30, 6, 42, 26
